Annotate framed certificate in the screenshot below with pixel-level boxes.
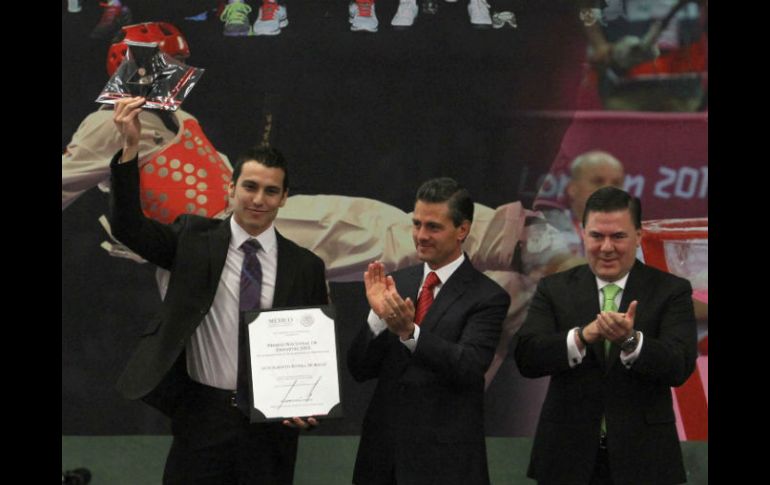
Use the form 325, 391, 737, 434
242, 305, 343, 422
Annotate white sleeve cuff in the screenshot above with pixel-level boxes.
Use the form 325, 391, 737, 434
399, 324, 420, 353
567, 327, 586, 367
367, 310, 387, 337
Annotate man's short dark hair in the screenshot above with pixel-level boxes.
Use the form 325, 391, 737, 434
583, 186, 642, 229
416, 177, 474, 226
232, 146, 289, 191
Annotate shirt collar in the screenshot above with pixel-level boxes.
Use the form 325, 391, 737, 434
422, 253, 465, 287
596, 271, 630, 292
230, 217, 277, 253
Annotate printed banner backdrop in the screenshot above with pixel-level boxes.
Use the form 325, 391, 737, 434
532, 110, 708, 219
62, 1, 707, 440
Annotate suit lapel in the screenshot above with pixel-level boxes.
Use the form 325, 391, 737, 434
571, 266, 605, 367
273, 231, 296, 308
209, 224, 299, 309
397, 265, 423, 309
208, 217, 232, 292
618, 260, 651, 314
419, 259, 473, 334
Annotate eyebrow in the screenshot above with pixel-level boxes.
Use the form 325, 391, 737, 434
414, 219, 443, 227
241, 180, 281, 190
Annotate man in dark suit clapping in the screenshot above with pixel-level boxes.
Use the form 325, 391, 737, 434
348, 177, 510, 485
515, 186, 697, 485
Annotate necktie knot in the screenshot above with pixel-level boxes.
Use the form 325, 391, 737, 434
240, 239, 262, 255
602, 283, 621, 312
423, 271, 441, 291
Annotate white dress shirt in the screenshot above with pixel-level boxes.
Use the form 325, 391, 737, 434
186, 219, 279, 390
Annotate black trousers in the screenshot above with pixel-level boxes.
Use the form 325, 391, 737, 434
163, 380, 299, 485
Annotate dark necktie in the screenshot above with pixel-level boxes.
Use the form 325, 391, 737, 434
414, 272, 440, 325
237, 239, 262, 416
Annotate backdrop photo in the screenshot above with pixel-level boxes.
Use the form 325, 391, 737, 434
63, 1, 707, 482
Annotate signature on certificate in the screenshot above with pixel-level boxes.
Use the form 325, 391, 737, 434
278, 376, 322, 409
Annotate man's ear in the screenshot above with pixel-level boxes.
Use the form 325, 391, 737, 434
458, 220, 471, 242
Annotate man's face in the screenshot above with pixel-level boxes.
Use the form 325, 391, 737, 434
229, 160, 288, 236
582, 209, 641, 282
568, 162, 625, 221
412, 200, 469, 270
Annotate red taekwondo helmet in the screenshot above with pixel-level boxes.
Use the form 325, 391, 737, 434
106, 22, 190, 77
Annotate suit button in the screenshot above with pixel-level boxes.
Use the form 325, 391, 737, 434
199, 309, 207, 315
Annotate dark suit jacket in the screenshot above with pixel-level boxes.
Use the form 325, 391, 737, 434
514, 260, 697, 485
348, 258, 510, 485
108, 153, 328, 416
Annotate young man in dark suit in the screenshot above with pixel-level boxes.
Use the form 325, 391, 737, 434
110, 96, 328, 484
514, 186, 697, 485
348, 177, 510, 485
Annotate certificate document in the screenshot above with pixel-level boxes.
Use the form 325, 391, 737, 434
243, 305, 342, 422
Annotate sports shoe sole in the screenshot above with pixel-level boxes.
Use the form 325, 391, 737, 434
224, 29, 252, 36
253, 29, 281, 36
253, 18, 288, 36
351, 24, 378, 32
391, 19, 416, 29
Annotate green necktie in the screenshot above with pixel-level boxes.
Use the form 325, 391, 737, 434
602, 283, 621, 356
600, 283, 621, 437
